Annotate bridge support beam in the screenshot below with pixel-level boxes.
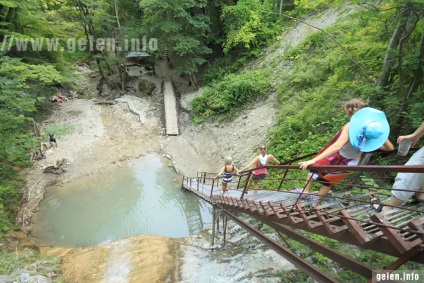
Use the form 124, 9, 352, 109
265, 220, 373, 279
211, 208, 229, 249
211, 207, 216, 248
221, 209, 340, 283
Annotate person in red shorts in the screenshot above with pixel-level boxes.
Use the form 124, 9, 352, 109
239, 144, 280, 195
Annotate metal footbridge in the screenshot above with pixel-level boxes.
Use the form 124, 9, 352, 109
181, 156, 424, 282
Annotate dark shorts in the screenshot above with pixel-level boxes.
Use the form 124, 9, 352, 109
309, 171, 349, 187
314, 175, 331, 187
252, 174, 266, 180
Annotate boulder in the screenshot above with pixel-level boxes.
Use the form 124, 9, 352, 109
138, 79, 156, 95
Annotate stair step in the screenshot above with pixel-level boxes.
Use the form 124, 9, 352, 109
268, 201, 288, 220
280, 204, 305, 224
295, 203, 323, 229
259, 201, 275, 217
340, 209, 378, 244
371, 214, 423, 254
315, 209, 348, 234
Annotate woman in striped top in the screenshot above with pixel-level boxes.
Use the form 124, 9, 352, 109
215, 157, 240, 194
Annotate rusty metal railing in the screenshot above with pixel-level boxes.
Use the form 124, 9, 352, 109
181, 156, 424, 281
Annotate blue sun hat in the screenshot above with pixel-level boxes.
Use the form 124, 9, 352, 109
349, 107, 390, 152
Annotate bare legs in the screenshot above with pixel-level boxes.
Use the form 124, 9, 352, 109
222, 183, 228, 194
380, 187, 424, 211
243, 177, 259, 194
315, 184, 332, 201
301, 173, 333, 201
300, 172, 315, 193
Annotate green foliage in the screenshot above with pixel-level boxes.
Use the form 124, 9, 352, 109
140, 0, 212, 76
0, 56, 64, 169
201, 53, 250, 84
277, 229, 400, 282
192, 69, 273, 120
361, 177, 379, 188
294, 0, 343, 10
267, 2, 424, 160
0, 184, 20, 235
221, 0, 279, 54
43, 124, 79, 139
0, 249, 63, 279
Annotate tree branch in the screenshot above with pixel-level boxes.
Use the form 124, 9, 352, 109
398, 7, 419, 96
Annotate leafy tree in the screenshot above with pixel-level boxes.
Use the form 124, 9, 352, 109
0, 56, 63, 170
192, 69, 273, 122
74, 0, 115, 80
140, 0, 212, 86
372, 1, 424, 128
220, 0, 277, 53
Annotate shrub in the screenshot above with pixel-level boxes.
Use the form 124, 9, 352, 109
193, 69, 273, 120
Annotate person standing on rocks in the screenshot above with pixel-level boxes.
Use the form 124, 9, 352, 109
239, 144, 280, 194
49, 134, 58, 147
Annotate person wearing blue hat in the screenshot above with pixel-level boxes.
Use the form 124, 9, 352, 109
348, 107, 391, 153
298, 98, 394, 202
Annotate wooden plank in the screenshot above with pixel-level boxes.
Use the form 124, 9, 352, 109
163, 81, 179, 135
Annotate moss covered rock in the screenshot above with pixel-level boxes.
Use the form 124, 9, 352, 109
138, 79, 156, 95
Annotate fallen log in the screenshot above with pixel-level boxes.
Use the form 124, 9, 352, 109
30, 149, 46, 162
42, 158, 67, 174
94, 100, 115, 105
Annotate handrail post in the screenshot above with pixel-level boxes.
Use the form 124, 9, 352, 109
240, 172, 252, 199
236, 174, 243, 190
210, 178, 215, 198
277, 165, 291, 191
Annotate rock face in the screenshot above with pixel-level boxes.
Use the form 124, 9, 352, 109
138, 79, 156, 95
41, 235, 181, 283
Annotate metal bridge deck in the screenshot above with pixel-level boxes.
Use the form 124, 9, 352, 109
163, 80, 179, 135
182, 170, 424, 270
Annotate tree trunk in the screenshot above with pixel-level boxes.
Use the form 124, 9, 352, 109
377, 8, 410, 89
113, 0, 126, 91
32, 119, 40, 137
189, 74, 197, 90
76, 0, 108, 80
397, 9, 418, 96
407, 32, 424, 98
394, 32, 424, 126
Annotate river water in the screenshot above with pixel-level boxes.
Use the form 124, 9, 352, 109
31, 154, 212, 247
